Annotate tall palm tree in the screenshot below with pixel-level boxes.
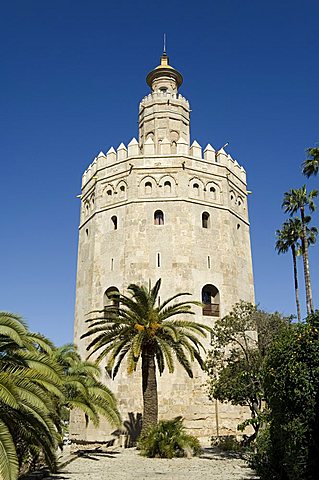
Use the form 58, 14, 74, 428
81, 279, 210, 433
282, 186, 318, 314
302, 147, 319, 178
275, 218, 302, 322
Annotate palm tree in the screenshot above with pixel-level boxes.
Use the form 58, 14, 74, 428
282, 186, 318, 314
81, 279, 210, 433
0, 312, 63, 480
275, 218, 302, 322
302, 147, 319, 178
53, 344, 121, 429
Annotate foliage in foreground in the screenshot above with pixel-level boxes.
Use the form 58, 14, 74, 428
206, 302, 290, 444
138, 417, 201, 458
211, 435, 245, 453
82, 278, 210, 434
250, 311, 319, 480
0, 312, 121, 480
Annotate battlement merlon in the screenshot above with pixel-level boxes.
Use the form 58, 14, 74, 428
139, 91, 190, 110
81, 139, 247, 189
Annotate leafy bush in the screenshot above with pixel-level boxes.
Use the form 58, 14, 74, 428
211, 435, 244, 453
248, 426, 278, 479
250, 312, 319, 479
138, 417, 201, 458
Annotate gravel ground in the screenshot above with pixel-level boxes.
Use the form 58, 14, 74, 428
46, 447, 259, 480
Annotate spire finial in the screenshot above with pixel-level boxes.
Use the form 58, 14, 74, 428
163, 33, 166, 54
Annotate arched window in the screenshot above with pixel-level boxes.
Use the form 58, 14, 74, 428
171, 141, 177, 153
202, 212, 210, 228
201, 284, 220, 316
154, 210, 164, 225
210, 186, 216, 199
164, 181, 171, 194
107, 189, 112, 197
111, 215, 118, 230
119, 185, 126, 197
145, 182, 152, 195
104, 286, 120, 314
193, 183, 199, 196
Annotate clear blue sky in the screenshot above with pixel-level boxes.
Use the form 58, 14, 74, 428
1, 0, 318, 345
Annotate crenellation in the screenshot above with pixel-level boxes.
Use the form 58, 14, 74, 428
128, 137, 140, 157
117, 143, 127, 161
160, 137, 171, 155
139, 91, 190, 109
177, 137, 189, 155
144, 137, 155, 155
106, 146, 116, 164
97, 152, 107, 170
204, 143, 215, 162
190, 140, 202, 158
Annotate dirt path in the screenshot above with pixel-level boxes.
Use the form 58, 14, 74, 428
46, 447, 259, 480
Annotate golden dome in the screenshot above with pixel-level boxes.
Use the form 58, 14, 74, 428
146, 53, 183, 89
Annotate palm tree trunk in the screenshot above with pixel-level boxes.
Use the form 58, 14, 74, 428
301, 208, 314, 314
291, 245, 301, 322
141, 348, 158, 435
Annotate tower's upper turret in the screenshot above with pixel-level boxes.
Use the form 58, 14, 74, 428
146, 52, 183, 94
139, 52, 190, 150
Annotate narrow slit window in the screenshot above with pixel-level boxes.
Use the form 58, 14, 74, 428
111, 216, 118, 230
111, 258, 114, 270
207, 256, 211, 269
202, 212, 210, 229
157, 253, 161, 267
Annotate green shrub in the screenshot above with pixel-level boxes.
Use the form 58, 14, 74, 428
138, 417, 201, 458
250, 313, 319, 479
248, 426, 278, 479
211, 435, 244, 453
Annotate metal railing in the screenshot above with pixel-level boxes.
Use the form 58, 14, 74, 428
202, 303, 220, 317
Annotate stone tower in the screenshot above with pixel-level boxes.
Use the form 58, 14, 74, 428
72, 52, 255, 444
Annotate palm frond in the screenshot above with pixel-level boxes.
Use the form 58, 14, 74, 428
0, 419, 18, 480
